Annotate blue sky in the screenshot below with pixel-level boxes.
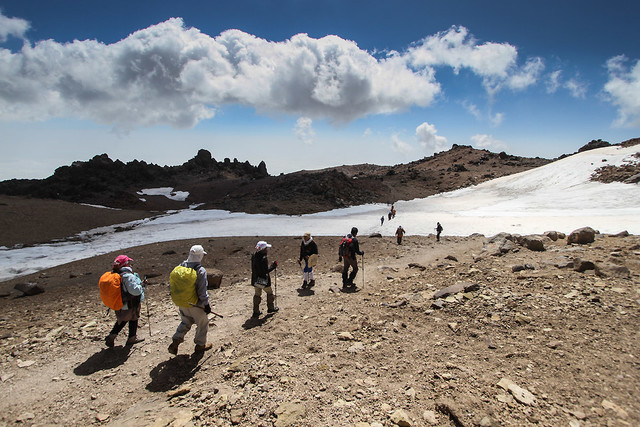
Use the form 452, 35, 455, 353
1, 0, 639, 180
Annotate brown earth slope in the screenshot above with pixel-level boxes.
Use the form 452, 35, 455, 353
0, 232, 638, 426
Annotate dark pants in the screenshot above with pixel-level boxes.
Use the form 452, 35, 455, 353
342, 257, 358, 286
397, 235, 403, 244
110, 320, 138, 338
437, 231, 441, 242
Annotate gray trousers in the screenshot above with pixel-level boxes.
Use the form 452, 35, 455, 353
172, 306, 209, 346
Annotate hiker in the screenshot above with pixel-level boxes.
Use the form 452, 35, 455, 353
395, 225, 406, 245
339, 227, 364, 289
388, 211, 392, 221
380, 216, 384, 226
436, 222, 443, 242
298, 232, 318, 289
105, 255, 146, 347
168, 245, 213, 354
251, 241, 279, 318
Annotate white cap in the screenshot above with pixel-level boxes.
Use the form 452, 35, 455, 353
256, 241, 272, 250
187, 245, 207, 262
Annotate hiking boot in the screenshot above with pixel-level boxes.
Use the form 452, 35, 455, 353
267, 306, 280, 313
308, 280, 315, 288
194, 343, 213, 353
125, 336, 145, 346
266, 294, 278, 313
301, 280, 308, 289
252, 311, 261, 319
168, 339, 180, 355
105, 334, 116, 348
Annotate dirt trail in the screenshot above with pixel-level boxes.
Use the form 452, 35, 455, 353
0, 234, 638, 426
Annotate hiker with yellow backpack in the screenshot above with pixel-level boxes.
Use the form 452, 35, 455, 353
102, 255, 146, 347
168, 245, 213, 355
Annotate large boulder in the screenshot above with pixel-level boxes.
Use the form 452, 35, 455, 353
207, 269, 223, 289
567, 227, 596, 245
518, 235, 547, 251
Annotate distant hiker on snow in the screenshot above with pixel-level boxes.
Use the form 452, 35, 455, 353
298, 232, 318, 289
436, 222, 443, 242
380, 216, 384, 226
251, 241, 279, 318
168, 245, 213, 354
104, 255, 146, 347
339, 227, 364, 289
395, 225, 406, 245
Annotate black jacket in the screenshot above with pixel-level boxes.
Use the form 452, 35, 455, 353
350, 237, 364, 257
299, 240, 318, 261
251, 251, 276, 286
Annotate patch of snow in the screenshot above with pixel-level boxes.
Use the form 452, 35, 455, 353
137, 187, 189, 201
0, 145, 638, 282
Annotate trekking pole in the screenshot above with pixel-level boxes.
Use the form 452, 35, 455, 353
361, 254, 365, 290
274, 266, 278, 306
143, 276, 151, 337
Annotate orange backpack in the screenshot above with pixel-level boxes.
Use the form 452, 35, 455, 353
99, 271, 123, 311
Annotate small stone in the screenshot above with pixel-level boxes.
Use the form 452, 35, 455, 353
95, 413, 110, 422
337, 332, 355, 341
497, 378, 536, 405
16, 360, 35, 368
390, 409, 412, 426
423, 410, 438, 425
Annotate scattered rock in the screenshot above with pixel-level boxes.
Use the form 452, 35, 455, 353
497, 378, 536, 405
14, 282, 45, 296
422, 410, 438, 425
274, 402, 306, 427
435, 398, 465, 426
337, 332, 355, 341
433, 282, 479, 299
207, 269, 223, 289
519, 235, 547, 251
408, 263, 426, 271
573, 258, 598, 273
167, 387, 191, 398
567, 227, 596, 244
445, 255, 458, 262
601, 399, 628, 419
390, 409, 413, 427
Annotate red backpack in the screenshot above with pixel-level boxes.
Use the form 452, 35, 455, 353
338, 236, 353, 258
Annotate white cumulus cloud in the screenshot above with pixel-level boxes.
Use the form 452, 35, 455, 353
604, 55, 640, 127
470, 134, 507, 151
294, 116, 316, 144
0, 15, 442, 131
391, 134, 414, 155
416, 122, 449, 153
0, 11, 29, 42
406, 26, 543, 96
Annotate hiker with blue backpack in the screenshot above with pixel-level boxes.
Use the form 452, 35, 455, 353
104, 255, 146, 347
339, 227, 364, 290
168, 245, 213, 354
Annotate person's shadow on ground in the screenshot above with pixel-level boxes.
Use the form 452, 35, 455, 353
146, 351, 205, 393
241, 313, 275, 330
296, 288, 315, 297
73, 346, 134, 376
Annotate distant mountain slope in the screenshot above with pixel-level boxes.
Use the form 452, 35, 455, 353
0, 145, 554, 214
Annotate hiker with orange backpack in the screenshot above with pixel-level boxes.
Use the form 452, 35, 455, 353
168, 245, 213, 355
104, 255, 146, 347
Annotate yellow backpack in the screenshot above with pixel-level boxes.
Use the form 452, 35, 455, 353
169, 265, 198, 307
